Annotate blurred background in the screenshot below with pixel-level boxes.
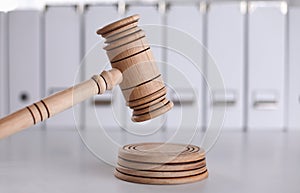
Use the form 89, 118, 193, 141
0, 0, 300, 192
0, 0, 299, 132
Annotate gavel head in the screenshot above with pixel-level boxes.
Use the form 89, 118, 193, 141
97, 14, 173, 122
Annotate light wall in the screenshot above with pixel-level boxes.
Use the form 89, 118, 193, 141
0, 0, 300, 132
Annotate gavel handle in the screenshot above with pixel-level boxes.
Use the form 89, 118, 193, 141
0, 68, 122, 139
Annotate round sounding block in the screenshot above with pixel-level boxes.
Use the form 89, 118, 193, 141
115, 143, 208, 185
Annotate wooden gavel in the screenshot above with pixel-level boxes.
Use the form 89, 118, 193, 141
0, 14, 173, 139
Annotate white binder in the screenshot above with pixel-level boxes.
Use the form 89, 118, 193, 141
166, 5, 204, 131
288, 7, 300, 130
0, 12, 8, 117
247, 2, 285, 130
207, 2, 245, 130
44, 6, 81, 129
8, 11, 42, 128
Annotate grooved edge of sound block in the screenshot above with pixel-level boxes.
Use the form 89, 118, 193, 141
116, 164, 207, 178
114, 169, 209, 185
117, 157, 206, 171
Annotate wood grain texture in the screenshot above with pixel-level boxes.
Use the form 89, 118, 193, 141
132, 101, 173, 122
114, 169, 208, 185
104, 30, 146, 51
116, 165, 207, 178
113, 50, 160, 89
0, 69, 122, 139
118, 143, 206, 164
103, 22, 139, 39
96, 14, 139, 36
128, 87, 167, 107
105, 26, 141, 44
97, 14, 173, 122
132, 98, 169, 116
115, 143, 208, 184
118, 157, 206, 171
107, 39, 149, 62
121, 75, 165, 101
130, 93, 166, 110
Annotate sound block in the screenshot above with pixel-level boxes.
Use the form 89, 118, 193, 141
118, 157, 206, 171
115, 143, 208, 185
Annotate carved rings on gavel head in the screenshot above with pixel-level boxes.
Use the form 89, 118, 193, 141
97, 14, 173, 122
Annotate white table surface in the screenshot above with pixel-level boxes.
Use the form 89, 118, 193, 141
0, 129, 299, 193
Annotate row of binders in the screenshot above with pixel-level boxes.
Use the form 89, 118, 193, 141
0, 1, 299, 131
